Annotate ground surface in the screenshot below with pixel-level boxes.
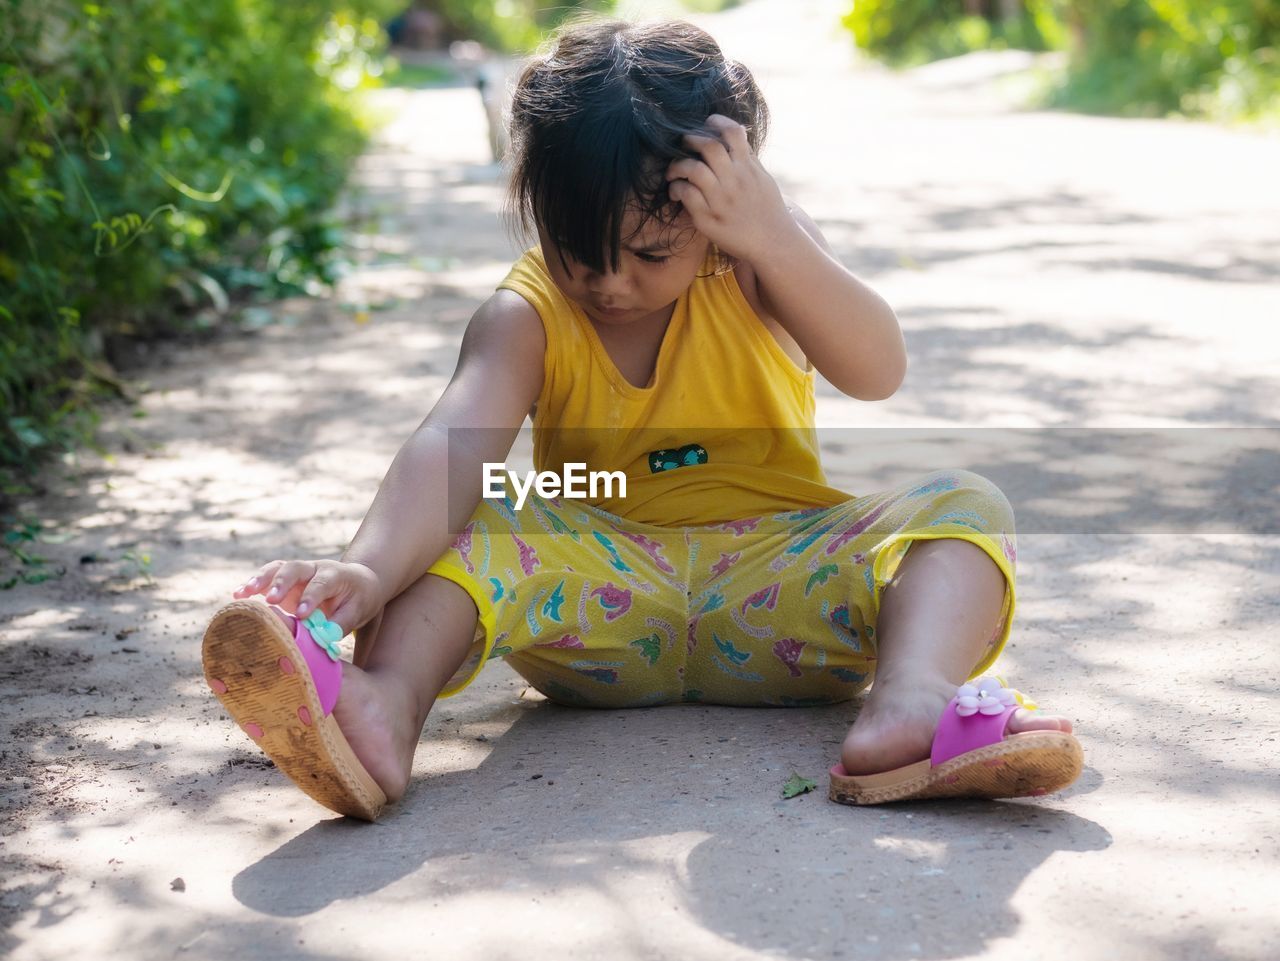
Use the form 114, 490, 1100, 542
2, 1, 1279, 958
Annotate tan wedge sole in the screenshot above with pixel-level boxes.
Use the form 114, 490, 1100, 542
829, 730, 1084, 805
202, 600, 387, 821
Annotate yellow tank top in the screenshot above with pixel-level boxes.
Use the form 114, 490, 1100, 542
498, 247, 852, 526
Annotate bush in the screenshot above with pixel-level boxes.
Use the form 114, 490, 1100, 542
0, 0, 399, 498
843, 0, 1062, 66
842, 0, 1280, 120
1049, 0, 1280, 119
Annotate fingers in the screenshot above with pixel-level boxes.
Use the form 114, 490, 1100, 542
326, 598, 359, 636
295, 563, 341, 620
704, 114, 751, 155
681, 131, 732, 175
666, 156, 718, 194
233, 560, 284, 599
234, 559, 317, 610
681, 116, 750, 171
665, 115, 754, 208
264, 561, 316, 611
668, 179, 710, 221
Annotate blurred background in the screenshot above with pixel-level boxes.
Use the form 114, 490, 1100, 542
1, 0, 1277, 507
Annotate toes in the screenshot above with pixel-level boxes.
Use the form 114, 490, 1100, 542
1009, 707, 1073, 734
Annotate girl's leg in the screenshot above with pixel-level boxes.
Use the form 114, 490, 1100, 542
840, 539, 1074, 775
327, 572, 479, 800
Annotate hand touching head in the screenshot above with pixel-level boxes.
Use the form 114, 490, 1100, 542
507, 18, 769, 276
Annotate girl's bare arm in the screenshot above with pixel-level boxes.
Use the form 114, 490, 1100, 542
743, 204, 905, 401
341, 290, 545, 605
666, 114, 907, 401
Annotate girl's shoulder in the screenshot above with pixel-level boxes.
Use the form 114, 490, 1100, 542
462, 289, 546, 363
497, 247, 575, 325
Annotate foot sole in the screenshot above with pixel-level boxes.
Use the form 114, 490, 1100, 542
829, 730, 1084, 805
202, 600, 387, 821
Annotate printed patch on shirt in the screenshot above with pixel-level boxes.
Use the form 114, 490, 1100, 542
648, 443, 707, 473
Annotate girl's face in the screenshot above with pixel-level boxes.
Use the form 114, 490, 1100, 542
536, 206, 711, 329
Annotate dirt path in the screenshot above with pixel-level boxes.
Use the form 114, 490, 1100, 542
3, 1, 1278, 958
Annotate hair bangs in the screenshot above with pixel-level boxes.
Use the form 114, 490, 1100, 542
507, 18, 770, 275
529, 96, 647, 276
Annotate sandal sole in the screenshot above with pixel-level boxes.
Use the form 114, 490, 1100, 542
829, 730, 1084, 805
202, 600, 386, 821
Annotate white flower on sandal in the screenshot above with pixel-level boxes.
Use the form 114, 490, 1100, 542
955, 676, 1018, 716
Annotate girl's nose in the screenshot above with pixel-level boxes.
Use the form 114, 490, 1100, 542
587, 264, 630, 294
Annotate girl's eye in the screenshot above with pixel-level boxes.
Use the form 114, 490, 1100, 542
636, 253, 669, 265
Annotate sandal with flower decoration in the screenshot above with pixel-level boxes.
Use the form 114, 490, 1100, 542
202, 599, 386, 821
828, 675, 1084, 805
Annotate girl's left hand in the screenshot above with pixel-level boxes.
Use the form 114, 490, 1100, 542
665, 114, 794, 263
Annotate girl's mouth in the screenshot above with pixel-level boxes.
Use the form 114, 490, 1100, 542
594, 304, 631, 318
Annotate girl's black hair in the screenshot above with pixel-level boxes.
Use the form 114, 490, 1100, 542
506, 18, 769, 275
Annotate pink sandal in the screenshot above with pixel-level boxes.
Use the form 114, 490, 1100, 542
829, 676, 1084, 805
202, 600, 386, 820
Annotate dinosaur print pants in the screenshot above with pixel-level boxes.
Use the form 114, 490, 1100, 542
426, 469, 1018, 708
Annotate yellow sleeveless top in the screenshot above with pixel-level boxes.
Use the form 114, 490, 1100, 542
498, 247, 852, 527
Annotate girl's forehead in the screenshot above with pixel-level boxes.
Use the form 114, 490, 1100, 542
622, 206, 696, 248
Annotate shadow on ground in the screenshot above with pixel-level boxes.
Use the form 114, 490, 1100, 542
228, 701, 1110, 959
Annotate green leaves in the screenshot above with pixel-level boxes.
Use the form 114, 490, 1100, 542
1, 517, 66, 589
844, 0, 1056, 67
844, 0, 1280, 121
782, 773, 818, 799
0, 0, 403, 491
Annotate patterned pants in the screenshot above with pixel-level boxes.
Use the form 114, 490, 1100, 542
427, 470, 1017, 708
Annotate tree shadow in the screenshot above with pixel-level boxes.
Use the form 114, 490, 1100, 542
816, 427, 1280, 535
230, 697, 1111, 961
0, 853, 72, 956
800, 185, 1278, 287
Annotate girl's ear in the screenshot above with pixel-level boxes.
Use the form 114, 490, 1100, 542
709, 242, 736, 277
695, 242, 729, 279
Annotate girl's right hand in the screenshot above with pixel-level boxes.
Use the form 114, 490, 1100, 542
232, 559, 384, 634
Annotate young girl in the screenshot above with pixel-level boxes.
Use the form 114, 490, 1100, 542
202, 18, 1082, 820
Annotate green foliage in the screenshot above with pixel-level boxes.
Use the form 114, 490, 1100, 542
1, 517, 66, 588
0, 0, 399, 497
120, 547, 155, 585
431, 0, 618, 53
844, 0, 1059, 66
842, 0, 1280, 121
1049, 0, 1280, 119
781, 773, 817, 799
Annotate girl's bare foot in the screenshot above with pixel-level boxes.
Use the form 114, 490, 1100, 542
840, 674, 1074, 776
270, 609, 421, 801
328, 662, 421, 801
